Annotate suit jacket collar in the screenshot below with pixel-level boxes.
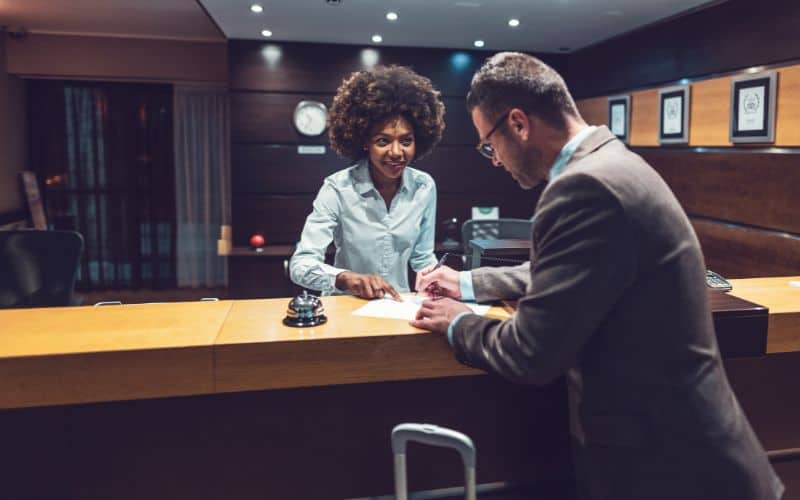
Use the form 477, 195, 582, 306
563, 125, 617, 170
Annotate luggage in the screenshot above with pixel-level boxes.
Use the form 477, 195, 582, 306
391, 423, 476, 500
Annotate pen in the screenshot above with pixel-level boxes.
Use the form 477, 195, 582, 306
432, 252, 450, 272
425, 253, 449, 298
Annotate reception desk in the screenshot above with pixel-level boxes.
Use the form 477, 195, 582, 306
1, 281, 798, 499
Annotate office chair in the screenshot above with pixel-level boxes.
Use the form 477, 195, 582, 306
461, 218, 533, 270
0, 230, 84, 308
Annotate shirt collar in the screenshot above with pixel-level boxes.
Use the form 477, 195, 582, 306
548, 125, 597, 180
354, 158, 412, 195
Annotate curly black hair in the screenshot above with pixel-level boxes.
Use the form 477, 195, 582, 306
328, 65, 445, 161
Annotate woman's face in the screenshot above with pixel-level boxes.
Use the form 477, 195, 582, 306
366, 116, 416, 184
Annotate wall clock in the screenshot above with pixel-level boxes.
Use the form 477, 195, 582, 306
293, 100, 328, 137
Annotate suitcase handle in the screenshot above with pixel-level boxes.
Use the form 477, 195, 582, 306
391, 423, 476, 500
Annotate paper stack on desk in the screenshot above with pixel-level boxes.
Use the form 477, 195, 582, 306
352, 293, 490, 321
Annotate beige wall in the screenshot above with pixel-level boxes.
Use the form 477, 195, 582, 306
5, 33, 227, 83
0, 35, 27, 216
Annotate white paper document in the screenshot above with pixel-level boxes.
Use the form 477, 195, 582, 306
352, 293, 490, 321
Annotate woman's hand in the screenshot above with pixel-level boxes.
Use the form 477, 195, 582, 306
335, 271, 401, 300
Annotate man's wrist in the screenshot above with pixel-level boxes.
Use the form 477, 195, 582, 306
459, 271, 476, 302
447, 311, 472, 347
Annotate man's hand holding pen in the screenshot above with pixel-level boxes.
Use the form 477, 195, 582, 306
414, 255, 462, 300
412, 254, 472, 334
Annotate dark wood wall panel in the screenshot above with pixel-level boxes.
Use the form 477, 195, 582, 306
231, 93, 479, 146
232, 195, 314, 246
568, 0, 800, 98
230, 40, 567, 96
231, 92, 334, 144
691, 218, 800, 278
231, 191, 540, 249
232, 145, 525, 197
639, 150, 800, 235
232, 145, 347, 194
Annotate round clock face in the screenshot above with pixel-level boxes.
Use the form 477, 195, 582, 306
293, 101, 328, 137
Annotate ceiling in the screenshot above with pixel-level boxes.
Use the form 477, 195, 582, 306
201, 0, 720, 53
0, 0, 223, 42
0, 0, 721, 53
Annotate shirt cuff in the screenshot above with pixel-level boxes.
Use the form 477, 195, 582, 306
459, 271, 475, 301
321, 264, 347, 291
447, 311, 473, 347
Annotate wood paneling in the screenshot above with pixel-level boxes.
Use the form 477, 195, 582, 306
231, 190, 541, 248
629, 89, 659, 146
775, 65, 800, 146
688, 77, 731, 146
0, 376, 572, 500
575, 96, 607, 127
690, 218, 800, 279
231, 92, 334, 144
640, 150, 800, 234
567, 0, 800, 98
231, 145, 346, 194
7, 34, 227, 83
727, 352, 800, 453
232, 144, 525, 197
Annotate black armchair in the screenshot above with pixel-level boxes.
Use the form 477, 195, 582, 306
0, 230, 84, 308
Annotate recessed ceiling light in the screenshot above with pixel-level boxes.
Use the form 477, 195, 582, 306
508, 18, 520, 27
261, 29, 273, 37
372, 34, 383, 43
386, 11, 398, 21
250, 4, 263, 13
473, 40, 485, 48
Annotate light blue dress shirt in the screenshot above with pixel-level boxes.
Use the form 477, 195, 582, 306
447, 126, 597, 344
290, 159, 438, 295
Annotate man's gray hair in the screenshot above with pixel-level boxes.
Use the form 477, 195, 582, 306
466, 52, 579, 128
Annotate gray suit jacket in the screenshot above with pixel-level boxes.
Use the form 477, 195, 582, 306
451, 127, 783, 500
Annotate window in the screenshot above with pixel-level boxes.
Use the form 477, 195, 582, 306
27, 80, 176, 290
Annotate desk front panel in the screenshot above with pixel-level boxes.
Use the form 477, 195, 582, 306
213, 296, 511, 393
0, 301, 232, 408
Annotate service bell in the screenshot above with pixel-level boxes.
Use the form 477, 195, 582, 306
283, 290, 327, 327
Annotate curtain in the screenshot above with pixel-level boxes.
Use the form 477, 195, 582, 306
173, 85, 231, 288
27, 80, 175, 290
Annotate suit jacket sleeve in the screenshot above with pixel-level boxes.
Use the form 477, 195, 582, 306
451, 173, 638, 385
471, 262, 530, 302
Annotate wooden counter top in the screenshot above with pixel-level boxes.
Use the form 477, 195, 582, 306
0, 301, 233, 408
0, 279, 792, 410
213, 297, 509, 393
0, 296, 509, 409
729, 276, 800, 353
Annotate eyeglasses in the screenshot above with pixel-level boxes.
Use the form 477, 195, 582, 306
476, 110, 510, 160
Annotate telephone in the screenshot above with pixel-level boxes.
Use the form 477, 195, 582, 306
705, 270, 732, 291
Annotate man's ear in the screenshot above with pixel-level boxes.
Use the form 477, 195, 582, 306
508, 108, 530, 141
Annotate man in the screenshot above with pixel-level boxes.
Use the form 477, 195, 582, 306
413, 53, 782, 500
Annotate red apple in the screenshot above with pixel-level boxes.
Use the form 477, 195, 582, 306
249, 234, 265, 248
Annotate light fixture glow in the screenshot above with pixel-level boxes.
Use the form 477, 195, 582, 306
372, 34, 383, 43
386, 11, 398, 21
261, 29, 273, 37
473, 40, 485, 48
250, 4, 263, 13
508, 18, 520, 27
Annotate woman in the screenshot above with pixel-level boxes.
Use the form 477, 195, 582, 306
289, 65, 445, 299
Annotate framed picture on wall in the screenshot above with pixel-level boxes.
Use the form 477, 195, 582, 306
730, 71, 777, 144
608, 95, 630, 143
658, 85, 690, 144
